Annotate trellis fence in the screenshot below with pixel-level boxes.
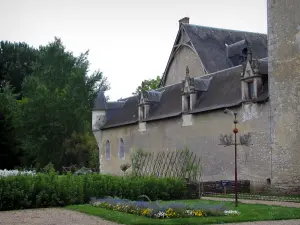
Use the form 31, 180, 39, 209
131, 148, 202, 182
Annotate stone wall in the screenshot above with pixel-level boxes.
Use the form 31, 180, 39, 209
98, 102, 272, 191
267, 0, 300, 193
164, 44, 206, 86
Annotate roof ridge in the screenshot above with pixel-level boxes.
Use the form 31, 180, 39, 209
185, 23, 267, 36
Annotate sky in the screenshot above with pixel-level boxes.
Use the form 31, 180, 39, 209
0, 0, 267, 101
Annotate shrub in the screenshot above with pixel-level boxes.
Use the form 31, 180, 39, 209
0, 173, 186, 211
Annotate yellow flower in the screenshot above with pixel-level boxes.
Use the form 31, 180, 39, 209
193, 210, 204, 217
166, 208, 177, 218
141, 208, 152, 216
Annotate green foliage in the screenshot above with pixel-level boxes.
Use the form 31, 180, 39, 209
120, 163, 131, 173
133, 75, 161, 95
0, 38, 109, 170
62, 132, 99, 169
0, 41, 38, 96
0, 84, 22, 169
18, 38, 108, 169
0, 174, 186, 211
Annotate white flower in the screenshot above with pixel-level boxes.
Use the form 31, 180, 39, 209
154, 211, 166, 218
185, 210, 193, 215
224, 210, 240, 216
0, 169, 36, 177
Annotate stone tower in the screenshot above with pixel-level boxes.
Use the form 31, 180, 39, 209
268, 0, 300, 193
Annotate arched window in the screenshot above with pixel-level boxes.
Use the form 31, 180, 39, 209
119, 138, 125, 160
105, 140, 110, 160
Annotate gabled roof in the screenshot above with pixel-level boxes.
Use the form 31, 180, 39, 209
99, 62, 269, 130
160, 24, 267, 87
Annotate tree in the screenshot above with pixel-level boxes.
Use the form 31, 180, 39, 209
0, 84, 22, 169
0, 41, 38, 98
20, 37, 109, 170
133, 75, 161, 95
62, 131, 99, 168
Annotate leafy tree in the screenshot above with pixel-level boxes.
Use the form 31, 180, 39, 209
133, 75, 161, 95
0, 41, 38, 98
20, 37, 109, 170
0, 41, 37, 169
0, 84, 22, 169
62, 131, 99, 169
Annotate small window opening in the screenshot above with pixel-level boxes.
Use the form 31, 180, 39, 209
105, 140, 110, 160
248, 81, 255, 99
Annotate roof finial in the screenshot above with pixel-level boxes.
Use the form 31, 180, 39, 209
186, 66, 189, 76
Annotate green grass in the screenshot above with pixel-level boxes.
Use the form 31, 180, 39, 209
206, 193, 300, 203
66, 199, 300, 225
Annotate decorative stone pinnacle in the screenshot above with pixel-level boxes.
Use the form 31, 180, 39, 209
186, 66, 189, 76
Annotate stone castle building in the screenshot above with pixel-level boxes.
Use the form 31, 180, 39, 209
92, 0, 300, 193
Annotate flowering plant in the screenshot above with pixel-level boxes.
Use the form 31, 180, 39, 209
0, 169, 36, 177
91, 197, 240, 219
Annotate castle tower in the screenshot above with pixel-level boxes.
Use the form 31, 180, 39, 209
268, 0, 300, 193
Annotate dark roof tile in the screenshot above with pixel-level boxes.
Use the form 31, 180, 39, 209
192, 66, 242, 113
101, 96, 139, 129
93, 91, 106, 110
183, 24, 268, 73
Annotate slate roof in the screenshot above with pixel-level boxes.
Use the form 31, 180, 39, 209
160, 24, 267, 86
93, 91, 106, 110
101, 96, 139, 129
95, 23, 269, 130
99, 63, 269, 130
182, 24, 268, 73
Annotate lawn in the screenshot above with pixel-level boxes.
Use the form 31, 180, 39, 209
66, 199, 300, 225
206, 193, 300, 203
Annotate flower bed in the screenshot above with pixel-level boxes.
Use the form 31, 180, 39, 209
91, 197, 241, 219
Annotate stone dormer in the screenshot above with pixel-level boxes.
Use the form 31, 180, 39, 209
181, 66, 212, 126
181, 66, 211, 113
181, 66, 195, 113
138, 90, 163, 121
240, 48, 264, 102
138, 89, 163, 132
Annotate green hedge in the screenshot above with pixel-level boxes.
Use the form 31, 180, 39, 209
0, 173, 187, 211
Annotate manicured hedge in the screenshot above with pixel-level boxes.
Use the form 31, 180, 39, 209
0, 173, 187, 211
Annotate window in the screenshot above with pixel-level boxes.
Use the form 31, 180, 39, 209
187, 95, 191, 111
105, 140, 110, 160
119, 138, 125, 159
248, 81, 255, 99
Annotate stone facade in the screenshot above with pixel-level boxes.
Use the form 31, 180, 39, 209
96, 104, 271, 186
92, 2, 300, 194
267, 0, 300, 193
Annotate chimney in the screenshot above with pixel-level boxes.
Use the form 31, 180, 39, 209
179, 17, 189, 27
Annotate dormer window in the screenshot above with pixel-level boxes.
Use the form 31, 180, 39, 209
248, 81, 255, 99
241, 50, 265, 102
138, 90, 163, 121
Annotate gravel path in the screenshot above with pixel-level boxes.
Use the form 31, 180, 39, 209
1, 207, 300, 225
0, 208, 120, 225
202, 197, 300, 208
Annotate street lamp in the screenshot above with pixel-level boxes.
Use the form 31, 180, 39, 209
224, 108, 238, 207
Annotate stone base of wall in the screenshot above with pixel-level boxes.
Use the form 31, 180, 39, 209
250, 180, 300, 195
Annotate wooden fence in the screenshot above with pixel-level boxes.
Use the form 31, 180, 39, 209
131, 148, 202, 182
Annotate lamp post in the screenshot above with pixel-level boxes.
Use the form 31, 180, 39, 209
224, 109, 238, 207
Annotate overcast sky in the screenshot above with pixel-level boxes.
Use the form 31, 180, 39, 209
1, 0, 267, 100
